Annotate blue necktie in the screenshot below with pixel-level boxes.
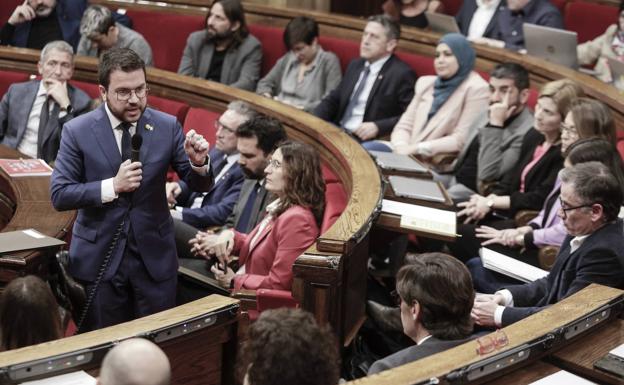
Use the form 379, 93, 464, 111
340, 66, 371, 127
236, 182, 260, 233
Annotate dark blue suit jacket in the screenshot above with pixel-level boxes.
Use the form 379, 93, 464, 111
11, 0, 87, 50
501, 219, 624, 326
313, 55, 416, 137
455, 0, 503, 39
51, 105, 213, 283
177, 148, 244, 228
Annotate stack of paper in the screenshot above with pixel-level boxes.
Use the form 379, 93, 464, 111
480, 247, 549, 283
529, 370, 596, 384
20, 371, 96, 385
382, 199, 456, 238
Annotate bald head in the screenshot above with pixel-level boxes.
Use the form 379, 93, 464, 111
98, 339, 171, 385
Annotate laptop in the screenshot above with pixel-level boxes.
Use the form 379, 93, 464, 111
388, 175, 447, 203
523, 23, 579, 69
370, 151, 429, 174
425, 12, 461, 34
607, 57, 624, 84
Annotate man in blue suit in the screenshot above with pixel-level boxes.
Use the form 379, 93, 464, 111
0, 0, 87, 50
51, 48, 213, 331
167, 101, 255, 258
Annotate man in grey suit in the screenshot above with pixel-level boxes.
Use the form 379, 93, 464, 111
0, 40, 91, 164
368, 253, 476, 375
177, 0, 262, 91
77, 5, 153, 67
438, 62, 533, 201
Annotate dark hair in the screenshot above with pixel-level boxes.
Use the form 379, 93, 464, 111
567, 138, 624, 197
568, 98, 616, 144
396, 253, 474, 340
0, 276, 63, 351
490, 62, 530, 90
236, 115, 287, 156
560, 161, 624, 222
283, 17, 319, 50
98, 48, 146, 89
620, 0, 624, 15
367, 14, 401, 41
274, 141, 326, 226
238, 308, 339, 385
206, 0, 249, 48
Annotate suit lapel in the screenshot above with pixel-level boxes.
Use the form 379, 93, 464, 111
16, 82, 41, 144
199, 43, 215, 79
91, 105, 121, 174
364, 56, 393, 113
40, 85, 74, 148
136, 108, 155, 162
247, 219, 273, 255
341, 59, 365, 114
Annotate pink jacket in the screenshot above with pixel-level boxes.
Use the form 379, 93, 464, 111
232, 205, 319, 291
390, 71, 489, 155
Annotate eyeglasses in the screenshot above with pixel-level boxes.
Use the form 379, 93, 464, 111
475, 329, 509, 355
114, 86, 149, 102
214, 120, 235, 133
267, 158, 282, 169
560, 123, 578, 138
559, 197, 593, 219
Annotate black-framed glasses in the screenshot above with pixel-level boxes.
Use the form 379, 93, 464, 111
267, 158, 282, 169
115, 86, 149, 102
559, 197, 593, 219
214, 120, 235, 133
560, 123, 578, 138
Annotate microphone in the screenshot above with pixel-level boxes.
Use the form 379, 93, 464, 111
131, 134, 143, 163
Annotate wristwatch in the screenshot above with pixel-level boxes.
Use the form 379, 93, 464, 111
191, 156, 209, 168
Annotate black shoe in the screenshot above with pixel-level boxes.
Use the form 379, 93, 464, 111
366, 300, 402, 333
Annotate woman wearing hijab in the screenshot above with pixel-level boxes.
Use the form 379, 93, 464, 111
364, 33, 489, 157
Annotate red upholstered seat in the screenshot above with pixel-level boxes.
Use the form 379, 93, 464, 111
0, 70, 30, 96
70, 80, 100, 99
396, 52, 436, 76
550, 0, 568, 14
441, 0, 463, 16
147, 95, 189, 124
617, 130, 624, 161
248, 24, 287, 76
564, 1, 618, 43
318, 36, 361, 72
0, 0, 22, 26
182, 107, 219, 146
526, 88, 539, 111
125, 9, 205, 72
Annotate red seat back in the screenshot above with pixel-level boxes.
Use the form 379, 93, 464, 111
70, 80, 101, 99
617, 130, 624, 161
148, 95, 189, 123
248, 24, 286, 77
396, 51, 435, 76
526, 88, 539, 111
441, 0, 463, 16
318, 36, 361, 73
0, 0, 22, 26
320, 164, 348, 233
0, 70, 30, 97
183, 107, 219, 146
564, 1, 618, 43
125, 9, 205, 71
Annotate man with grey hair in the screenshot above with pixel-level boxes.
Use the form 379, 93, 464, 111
0, 40, 91, 164
77, 5, 153, 66
472, 161, 624, 327
98, 338, 171, 385
314, 14, 415, 141
167, 100, 255, 259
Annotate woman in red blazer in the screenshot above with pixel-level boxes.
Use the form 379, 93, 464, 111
204, 141, 325, 291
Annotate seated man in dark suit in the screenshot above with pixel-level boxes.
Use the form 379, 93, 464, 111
313, 14, 416, 141
472, 161, 624, 327
456, 0, 503, 40
168, 101, 255, 259
0, 0, 86, 50
368, 253, 475, 374
0, 40, 91, 164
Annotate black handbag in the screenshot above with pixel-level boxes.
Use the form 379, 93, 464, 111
48, 250, 87, 323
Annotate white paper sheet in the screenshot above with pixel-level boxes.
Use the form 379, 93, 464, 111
529, 370, 596, 384
480, 247, 549, 283
382, 199, 456, 237
20, 371, 96, 385
609, 342, 624, 358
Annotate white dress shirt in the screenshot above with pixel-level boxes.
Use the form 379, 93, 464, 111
467, 0, 502, 39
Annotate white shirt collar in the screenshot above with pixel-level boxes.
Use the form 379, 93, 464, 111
569, 234, 590, 253
416, 334, 433, 345
265, 198, 281, 215
367, 55, 391, 75
476, 0, 501, 10
104, 102, 137, 131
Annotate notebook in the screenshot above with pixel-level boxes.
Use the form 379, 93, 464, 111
523, 23, 579, 69
370, 151, 429, 174
425, 12, 461, 34
388, 175, 447, 203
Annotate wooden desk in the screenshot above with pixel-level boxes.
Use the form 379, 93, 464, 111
0, 295, 242, 385
484, 360, 561, 384
550, 319, 624, 385
0, 145, 74, 286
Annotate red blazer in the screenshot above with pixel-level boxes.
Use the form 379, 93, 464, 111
232, 205, 319, 290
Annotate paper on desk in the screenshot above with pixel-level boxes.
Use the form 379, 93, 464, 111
20, 371, 96, 385
609, 343, 624, 358
480, 247, 549, 283
529, 370, 596, 384
382, 199, 456, 237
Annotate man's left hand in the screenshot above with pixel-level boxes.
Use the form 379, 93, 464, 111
43, 79, 70, 109
471, 296, 500, 327
353, 122, 379, 141
184, 129, 210, 165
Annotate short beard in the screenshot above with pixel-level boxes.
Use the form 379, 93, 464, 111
206, 27, 234, 45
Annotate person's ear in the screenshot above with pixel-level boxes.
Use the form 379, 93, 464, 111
231, 20, 240, 32
99, 85, 107, 102
411, 301, 420, 321
386, 38, 397, 53
590, 203, 605, 223
519, 88, 530, 105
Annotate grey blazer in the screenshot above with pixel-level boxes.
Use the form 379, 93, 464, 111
224, 178, 273, 232
77, 23, 153, 67
0, 80, 91, 163
368, 336, 475, 374
178, 30, 262, 91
